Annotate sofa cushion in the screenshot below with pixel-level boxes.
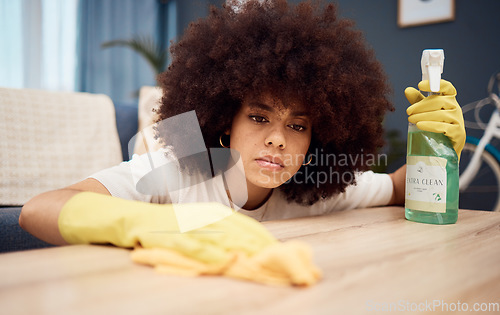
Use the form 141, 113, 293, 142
0, 87, 123, 205
114, 102, 139, 161
0, 207, 54, 253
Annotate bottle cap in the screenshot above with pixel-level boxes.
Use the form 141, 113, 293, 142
421, 49, 444, 92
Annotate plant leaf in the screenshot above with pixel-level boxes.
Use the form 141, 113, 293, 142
101, 36, 168, 75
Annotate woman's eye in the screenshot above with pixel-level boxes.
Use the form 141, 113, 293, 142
250, 115, 268, 123
289, 124, 306, 132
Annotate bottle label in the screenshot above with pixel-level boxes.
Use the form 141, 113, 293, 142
405, 156, 447, 213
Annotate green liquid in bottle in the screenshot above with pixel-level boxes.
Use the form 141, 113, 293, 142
405, 124, 459, 224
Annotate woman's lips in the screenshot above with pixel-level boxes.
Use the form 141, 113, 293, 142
255, 156, 284, 170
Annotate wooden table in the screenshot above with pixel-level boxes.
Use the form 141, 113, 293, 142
1, 207, 499, 314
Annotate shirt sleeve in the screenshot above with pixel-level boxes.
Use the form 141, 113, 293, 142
331, 171, 394, 211
88, 149, 175, 204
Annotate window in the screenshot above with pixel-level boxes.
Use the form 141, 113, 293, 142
0, 0, 78, 91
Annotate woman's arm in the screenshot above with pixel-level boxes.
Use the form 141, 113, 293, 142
19, 178, 111, 245
388, 165, 406, 206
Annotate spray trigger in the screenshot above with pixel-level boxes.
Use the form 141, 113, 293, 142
421, 49, 444, 93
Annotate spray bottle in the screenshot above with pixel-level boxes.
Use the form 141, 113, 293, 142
405, 49, 459, 224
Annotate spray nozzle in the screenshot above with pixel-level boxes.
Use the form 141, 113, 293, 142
421, 49, 444, 93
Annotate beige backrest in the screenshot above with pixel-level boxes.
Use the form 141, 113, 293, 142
0, 87, 123, 205
131, 86, 163, 157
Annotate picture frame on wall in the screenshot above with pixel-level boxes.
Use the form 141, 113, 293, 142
398, 0, 455, 28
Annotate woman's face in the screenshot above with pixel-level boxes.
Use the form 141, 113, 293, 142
229, 94, 312, 190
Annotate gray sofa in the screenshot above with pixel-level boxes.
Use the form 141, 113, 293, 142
0, 103, 138, 253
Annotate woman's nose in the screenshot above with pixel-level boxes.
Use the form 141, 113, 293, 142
265, 128, 286, 149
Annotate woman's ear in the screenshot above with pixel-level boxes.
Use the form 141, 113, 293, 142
224, 129, 230, 136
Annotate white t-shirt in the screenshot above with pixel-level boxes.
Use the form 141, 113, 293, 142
89, 148, 394, 221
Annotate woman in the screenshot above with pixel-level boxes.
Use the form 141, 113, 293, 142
19, 0, 463, 270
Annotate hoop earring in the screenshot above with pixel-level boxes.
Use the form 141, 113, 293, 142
302, 154, 312, 166
219, 134, 230, 148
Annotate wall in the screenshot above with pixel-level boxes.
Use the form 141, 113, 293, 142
332, 0, 500, 158
175, 0, 224, 38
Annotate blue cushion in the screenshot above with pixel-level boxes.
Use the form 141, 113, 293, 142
114, 102, 138, 161
0, 207, 54, 253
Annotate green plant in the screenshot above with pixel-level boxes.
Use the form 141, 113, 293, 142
101, 35, 168, 76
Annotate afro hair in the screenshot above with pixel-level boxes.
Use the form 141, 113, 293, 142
156, 0, 394, 205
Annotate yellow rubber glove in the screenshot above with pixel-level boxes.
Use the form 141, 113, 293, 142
405, 79, 466, 160
59, 192, 277, 264
58, 192, 322, 286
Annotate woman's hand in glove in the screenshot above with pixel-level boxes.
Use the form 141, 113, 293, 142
58, 192, 322, 286
405, 79, 466, 160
